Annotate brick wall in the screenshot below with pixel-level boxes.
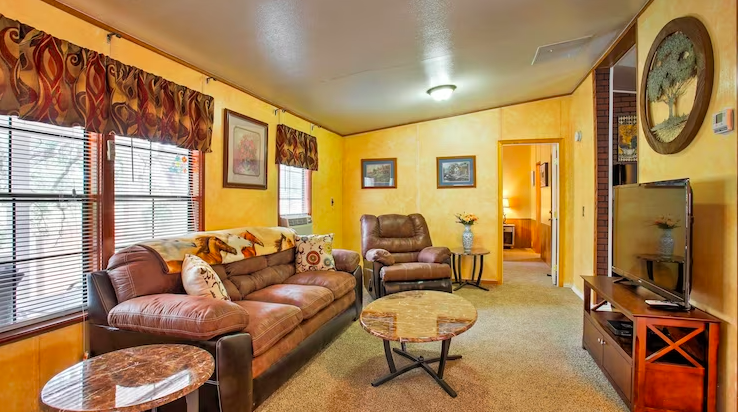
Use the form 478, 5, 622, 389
594, 72, 638, 277
595, 69, 609, 277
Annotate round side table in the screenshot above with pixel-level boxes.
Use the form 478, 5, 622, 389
41, 344, 214, 412
451, 248, 491, 291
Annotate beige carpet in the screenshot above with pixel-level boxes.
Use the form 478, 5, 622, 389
257, 260, 628, 412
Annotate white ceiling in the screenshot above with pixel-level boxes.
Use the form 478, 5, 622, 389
56, 0, 648, 135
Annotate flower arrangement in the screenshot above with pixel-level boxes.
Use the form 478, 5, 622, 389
455, 212, 479, 226
653, 216, 680, 230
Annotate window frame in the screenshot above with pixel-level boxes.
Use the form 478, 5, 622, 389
0, 129, 205, 345
277, 164, 312, 221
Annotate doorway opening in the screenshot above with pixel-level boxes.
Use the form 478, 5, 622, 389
499, 140, 562, 287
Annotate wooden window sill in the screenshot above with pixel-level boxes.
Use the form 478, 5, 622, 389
0, 312, 87, 346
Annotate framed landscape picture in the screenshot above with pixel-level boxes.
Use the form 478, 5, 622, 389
437, 156, 476, 188
362, 158, 396, 188
223, 109, 268, 189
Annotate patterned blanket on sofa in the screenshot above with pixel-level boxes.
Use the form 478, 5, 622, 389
139, 227, 297, 274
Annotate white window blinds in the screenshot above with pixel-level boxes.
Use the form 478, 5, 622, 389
113, 136, 201, 250
279, 165, 309, 216
0, 116, 100, 332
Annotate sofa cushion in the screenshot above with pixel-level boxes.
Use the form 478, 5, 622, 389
245, 284, 333, 319
230, 264, 294, 297
212, 264, 241, 300
299, 292, 355, 338
181, 254, 230, 301
235, 300, 303, 356
392, 252, 420, 263
107, 245, 181, 303
295, 234, 336, 273
283, 271, 356, 299
252, 327, 305, 378
108, 294, 249, 341
266, 248, 295, 266
380, 262, 452, 282
225, 256, 268, 277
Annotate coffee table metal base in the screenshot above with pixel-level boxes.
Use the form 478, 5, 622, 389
371, 339, 461, 397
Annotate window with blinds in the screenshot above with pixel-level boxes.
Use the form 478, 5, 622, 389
279, 165, 310, 216
113, 136, 201, 250
0, 116, 100, 332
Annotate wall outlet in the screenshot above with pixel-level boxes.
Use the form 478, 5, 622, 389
575, 131, 583, 142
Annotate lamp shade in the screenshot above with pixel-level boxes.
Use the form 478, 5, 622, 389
502, 198, 510, 208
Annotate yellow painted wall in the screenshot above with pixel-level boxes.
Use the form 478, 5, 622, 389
344, 97, 572, 284
637, 1, 737, 409
0, 324, 84, 412
0, 0, 345, 248
502, 145, 533, 219
569, 74, 596, 293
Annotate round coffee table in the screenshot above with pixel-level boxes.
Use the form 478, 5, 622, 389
41, 344, 214, 412
451, 248, 491, 291
360, 290, 478, 397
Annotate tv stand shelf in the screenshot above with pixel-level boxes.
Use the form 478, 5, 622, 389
581, 276, 720, 412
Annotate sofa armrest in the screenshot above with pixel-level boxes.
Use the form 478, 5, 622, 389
418, 246, 451, 264
333, 249, 361, 273
108, 294, 249, 341
365, 248, 395, 266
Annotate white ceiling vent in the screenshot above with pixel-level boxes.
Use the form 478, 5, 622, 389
531, 35, 593, 65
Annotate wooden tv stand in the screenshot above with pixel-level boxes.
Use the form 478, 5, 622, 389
581, 276, 720, 412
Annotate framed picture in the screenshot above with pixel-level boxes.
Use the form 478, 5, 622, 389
223, 109, 268, 189
362, 158, 396, 188
437, 156, 476, 188
617, 115, 638, 162
540, 162, 549, 188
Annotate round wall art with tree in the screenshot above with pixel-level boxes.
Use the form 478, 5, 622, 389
639, 16, 713, 154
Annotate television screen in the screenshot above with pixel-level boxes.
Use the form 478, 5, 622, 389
612, 179, 692, 304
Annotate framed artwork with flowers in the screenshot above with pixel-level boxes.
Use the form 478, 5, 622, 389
223, 109, 269, 189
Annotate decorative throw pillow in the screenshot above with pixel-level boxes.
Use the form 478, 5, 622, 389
295, 234, 336, 273
181, 254, 230, 301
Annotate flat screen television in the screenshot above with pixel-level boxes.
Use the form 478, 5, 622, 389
612, 178, 693, 309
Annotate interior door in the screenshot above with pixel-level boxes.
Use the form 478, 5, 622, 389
550, 144, 560, 286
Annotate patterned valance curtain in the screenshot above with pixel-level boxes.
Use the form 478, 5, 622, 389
276, 124, 318, 171
0, 15, 214, 152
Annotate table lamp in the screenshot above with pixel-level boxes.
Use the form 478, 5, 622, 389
502, 198, 510, 224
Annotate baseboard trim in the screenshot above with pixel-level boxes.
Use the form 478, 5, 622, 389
569, 283, 584, 300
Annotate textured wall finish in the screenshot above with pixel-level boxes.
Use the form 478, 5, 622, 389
343, 97, 573, 284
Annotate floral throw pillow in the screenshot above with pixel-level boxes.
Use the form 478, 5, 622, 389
181, 254, 230, 301
295, 234, 336, 273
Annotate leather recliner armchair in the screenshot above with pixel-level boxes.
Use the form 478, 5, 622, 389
361, 214, 453, 298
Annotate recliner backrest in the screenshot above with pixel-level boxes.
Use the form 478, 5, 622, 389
360, 214, 433, 258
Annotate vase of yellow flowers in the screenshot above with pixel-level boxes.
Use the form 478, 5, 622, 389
455, 212, 479, 253
653, 216, 679, 257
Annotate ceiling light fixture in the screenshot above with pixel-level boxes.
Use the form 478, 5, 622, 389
427, 84, 457, 101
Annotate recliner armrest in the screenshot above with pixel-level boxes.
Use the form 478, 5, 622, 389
365, 248, 396, 266
108, 294, 249, 341
332, 248, 361, 272
418, 246, 451, 264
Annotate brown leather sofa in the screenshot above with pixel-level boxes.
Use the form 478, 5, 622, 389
361, 214, 452, 298
87, 239, 362, 412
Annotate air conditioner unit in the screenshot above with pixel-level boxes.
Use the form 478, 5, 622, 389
279, 215, 313, 235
